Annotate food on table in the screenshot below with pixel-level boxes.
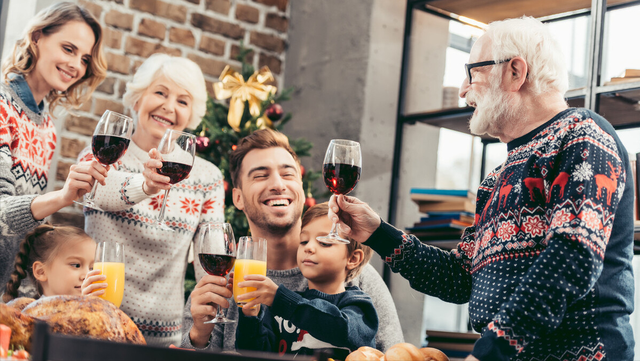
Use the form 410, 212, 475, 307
0, 324, 10, 352
345, 343, 450, 361
383, 343, 424, 361
6, 298, 36, 311
345, 346, 384, 360
420, 347, 449, 361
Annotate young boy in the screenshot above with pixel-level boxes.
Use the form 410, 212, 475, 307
235, 202, 378, 359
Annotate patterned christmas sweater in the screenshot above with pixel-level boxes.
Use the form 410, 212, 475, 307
367, 108, 635, 361
79, 140, 224, 347
0, 81, 55, 291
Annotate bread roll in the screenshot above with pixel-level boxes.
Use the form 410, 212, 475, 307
345, 346, 384, 361
420, 347, 449, 361
383, 343, 424, 361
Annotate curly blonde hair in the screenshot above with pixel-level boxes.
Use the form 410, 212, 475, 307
1, 2, 107, 114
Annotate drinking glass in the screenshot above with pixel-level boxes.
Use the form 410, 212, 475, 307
198, 222, 236, 324
233, 237, 267, 306
317, 139, 362, 244
93, 241, 125, 308
75, 110, 134, 211
155, 129, 196, 231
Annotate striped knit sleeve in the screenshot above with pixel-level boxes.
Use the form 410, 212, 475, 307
0, 100, 42, 238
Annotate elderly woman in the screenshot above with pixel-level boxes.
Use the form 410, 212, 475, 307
78, 53, 224, 347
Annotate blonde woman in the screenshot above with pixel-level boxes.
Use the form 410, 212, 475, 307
0, 2, 107, 293
79, 53, 224, 347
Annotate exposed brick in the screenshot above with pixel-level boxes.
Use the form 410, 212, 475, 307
250, 31, 285, 53
199, 35, 225, 55
205, 79, 216, 97
184, 0, 199, 3
252, 0, 288, 12
105, 0, 124, 4
125, 36, 181, 58
56, 161, 74, 182
132, 59, 145, 75
66, 115, 98, 136
138, 18, 166, 40
78, 0, 102, 19
265, 13, 288, 33
230, 44, 254, 63
104, 10, 133, 31
236, 4, 259, 24
191, 13, 244, 40
79, 99, 92, 113
103, 28, 123, 49
94, 98, 125, 116
60, 137, 87, 159
186, 53, 227, 77
105, 52, 130, 75
50, 211, 85, 229
130, 0, 187, 23
118, 81, 127, 98
97, 77, 116, 95
259, 53, 281, 74
170, 27, 195, 47
205, 0, 230, 14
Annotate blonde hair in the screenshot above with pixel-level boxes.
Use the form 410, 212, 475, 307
1, 2, 107, 114
301, 202, 373, 282
122, 53, 207, 130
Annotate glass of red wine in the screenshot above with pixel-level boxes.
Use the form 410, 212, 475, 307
75, 110, 133, 211
197, 222, 236, 324
155, 129, 196, 231
317, 139, 362, 244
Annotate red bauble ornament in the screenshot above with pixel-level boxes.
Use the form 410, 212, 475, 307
223, 180, 231, 198
196, 136, 211, 152
300, 165, 306, 178
264, 103, 284, 121
304, 197, 316, 208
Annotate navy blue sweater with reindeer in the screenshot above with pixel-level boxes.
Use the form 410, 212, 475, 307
367, 108, 635, 361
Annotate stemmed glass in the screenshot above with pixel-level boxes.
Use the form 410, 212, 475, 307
155, 129, 196, 231
75, 110, 134, 211
317, 139, 362, 244
197, 222, 236, 324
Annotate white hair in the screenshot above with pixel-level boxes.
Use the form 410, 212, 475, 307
485, 16, 569, 96
122, 53, 207, 130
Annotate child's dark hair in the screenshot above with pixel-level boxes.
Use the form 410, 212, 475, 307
301, 202, 373, 281
2, 224, 90, 302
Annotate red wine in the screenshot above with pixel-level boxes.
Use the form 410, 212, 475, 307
158, 161, 192, 184
92, 135, 130, 165
323, 163, 361, 195
199, 253, 235, 276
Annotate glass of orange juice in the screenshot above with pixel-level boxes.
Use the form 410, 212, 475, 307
233, 236, 267, 306
93, 241, 125, 308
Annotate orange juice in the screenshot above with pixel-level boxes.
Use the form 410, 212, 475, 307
93, 262, 125, 307
233, 259, 267, 305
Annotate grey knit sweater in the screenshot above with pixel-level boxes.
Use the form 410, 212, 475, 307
180, 264, 404, 352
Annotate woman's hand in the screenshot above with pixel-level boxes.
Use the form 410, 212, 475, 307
61, 160, 108, 204
142, 148, 170, 195
82, 269, 107, 296
188, 274, 233, 348
237, 274, 278, 310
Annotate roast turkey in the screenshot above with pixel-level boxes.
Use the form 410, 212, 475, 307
0, 295, 145, 350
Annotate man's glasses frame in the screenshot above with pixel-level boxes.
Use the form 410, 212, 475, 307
465, 59, 512, 84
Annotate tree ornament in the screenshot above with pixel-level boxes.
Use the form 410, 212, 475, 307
195, 136, 211, 153
304, 196, 316, 209
300, 164, 306, 178
264, 103, 284, 122
223, 180, 232, 198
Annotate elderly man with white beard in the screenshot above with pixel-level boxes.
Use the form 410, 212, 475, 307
328, 16, 635, 361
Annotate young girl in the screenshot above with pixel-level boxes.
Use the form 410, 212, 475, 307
0, 2, 108, 293
2, 224, 96, 302
235, 202, 378, 360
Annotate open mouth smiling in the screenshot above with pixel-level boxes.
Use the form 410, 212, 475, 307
263, 198, 292, 207
152, 115, 174, 126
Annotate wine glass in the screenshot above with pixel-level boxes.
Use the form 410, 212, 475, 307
198, 222, 236, 324
75, 110, 133, 211
317, 139, 362, 244
93, 241, 125, 308
155, 129, 196, 231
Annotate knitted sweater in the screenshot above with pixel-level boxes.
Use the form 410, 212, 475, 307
368, 108, 635, 361
0, 79, 55, 291
80, 140, 224, 346
181, 264, 404, 352
236, 285, 378, 360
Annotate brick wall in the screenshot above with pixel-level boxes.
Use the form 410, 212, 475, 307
51, 0, 290, 227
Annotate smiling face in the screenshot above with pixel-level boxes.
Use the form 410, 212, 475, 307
31, 21, 95, 95
232, 147, 305, 236
36, 236, 96, 297
132, 76, 193, 149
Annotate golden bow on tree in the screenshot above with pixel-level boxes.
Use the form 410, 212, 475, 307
213, 65, 277, 132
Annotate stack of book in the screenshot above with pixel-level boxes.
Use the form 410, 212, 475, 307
633, 153, 640, 253
425, 330, 479, 359
408, 188, 476, 250
604, 69, 640, 85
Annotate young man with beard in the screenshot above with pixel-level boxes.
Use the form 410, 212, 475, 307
180, 128, 404, 352
329, 17, 635, 361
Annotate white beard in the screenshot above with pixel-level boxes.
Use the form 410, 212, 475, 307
466, 81, 517, 138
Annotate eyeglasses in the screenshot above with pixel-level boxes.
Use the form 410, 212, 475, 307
464, 59, 512, 84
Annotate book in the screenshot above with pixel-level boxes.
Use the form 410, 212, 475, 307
624, 69, 640, 77
410, 189, 476, 204
603, 77, 640, 85
407, 219, 471, 232
420, 211, 474, 220
419, 199, 476, 213
418, 213, 475, 225
426, 330, 479, 353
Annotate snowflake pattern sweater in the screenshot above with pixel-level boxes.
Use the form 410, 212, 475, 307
367, 108, 635, 361
79, 140, 224, 346
0, 80, 55, 291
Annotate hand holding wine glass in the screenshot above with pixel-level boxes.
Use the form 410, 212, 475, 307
318, 139, 362, 244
